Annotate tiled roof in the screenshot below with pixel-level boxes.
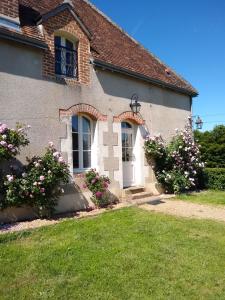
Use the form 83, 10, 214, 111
17, 0, 198, 96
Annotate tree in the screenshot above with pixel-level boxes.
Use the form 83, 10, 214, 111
194, 125, 225, 168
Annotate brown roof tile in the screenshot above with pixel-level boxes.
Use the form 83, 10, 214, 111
17, 0, 197, 96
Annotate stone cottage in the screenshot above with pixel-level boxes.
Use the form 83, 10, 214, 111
0, 0, 198, 215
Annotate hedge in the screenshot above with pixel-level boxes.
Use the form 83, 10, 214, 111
203, 168, 225, 190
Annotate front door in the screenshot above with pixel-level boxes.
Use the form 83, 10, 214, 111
122, 122, 135, 187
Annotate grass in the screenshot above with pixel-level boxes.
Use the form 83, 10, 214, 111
175, 190, 225, 206
1, 207, 225, 299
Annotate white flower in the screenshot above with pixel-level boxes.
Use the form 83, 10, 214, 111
22, 172, 27, 178
48, 141, 54, 148
33, 182, 38, 186
53, 151, 60, 157
6, 175, 14, 182
58, 157, 64, 163
40, 176, 45, 181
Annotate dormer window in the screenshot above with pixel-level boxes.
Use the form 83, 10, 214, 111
54, 36, 78, 78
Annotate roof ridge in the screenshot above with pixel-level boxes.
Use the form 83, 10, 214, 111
83, 0, 197, 94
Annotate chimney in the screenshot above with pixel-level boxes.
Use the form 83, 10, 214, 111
0, 0, 19, 20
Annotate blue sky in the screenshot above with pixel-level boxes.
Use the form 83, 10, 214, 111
91, 0, 225, 131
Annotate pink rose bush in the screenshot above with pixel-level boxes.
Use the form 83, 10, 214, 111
144, 122, 204, 194
84, 169, 113, 208
0, 123, 29, 161
2, 143, 70, 217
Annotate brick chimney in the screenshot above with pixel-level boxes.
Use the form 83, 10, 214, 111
0, 0, 19, 20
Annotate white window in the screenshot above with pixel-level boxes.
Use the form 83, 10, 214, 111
54, 36, 78, 78
72, 115, 92, 171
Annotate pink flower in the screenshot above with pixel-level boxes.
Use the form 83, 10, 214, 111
91, 179, 96, 184
0, 141, 7, 147
82, 184, 87, 189
0, 124, 7, 134
104, 182, 108, 188
95, 191, 103, 199
40, 188, 45, 193
8, 144, 13, 149
40, 176, 45, 181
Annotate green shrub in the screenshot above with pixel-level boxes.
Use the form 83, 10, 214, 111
203, 168, 225, 190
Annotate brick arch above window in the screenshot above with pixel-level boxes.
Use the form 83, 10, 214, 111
113, 112, 145, 125
60, 103, 107, 121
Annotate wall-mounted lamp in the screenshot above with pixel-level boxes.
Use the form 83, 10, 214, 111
130, 94, 141, 114
195, 116, 203, 130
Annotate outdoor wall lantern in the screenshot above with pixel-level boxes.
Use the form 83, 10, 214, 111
195, 116, 203, 130
130, 94, 141, 114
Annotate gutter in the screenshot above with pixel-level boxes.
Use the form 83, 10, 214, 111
92, 59, 198, 97
0, 28, 48, 50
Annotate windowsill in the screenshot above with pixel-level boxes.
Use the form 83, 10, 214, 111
55, 74, 78, 80
73, 168, 91, 175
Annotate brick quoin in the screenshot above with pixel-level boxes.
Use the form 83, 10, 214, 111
0, 0, 19, 19
60, 104, 107, 121
42, 9, 90, 85
113, 112, 145, 125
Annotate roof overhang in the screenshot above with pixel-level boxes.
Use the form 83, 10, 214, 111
36, 2, 92, 40
92, 59, 198, 97
0, 27, 48, 50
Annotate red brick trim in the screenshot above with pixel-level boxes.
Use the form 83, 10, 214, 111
60, 103, 107, 121
113, 111, 145, 125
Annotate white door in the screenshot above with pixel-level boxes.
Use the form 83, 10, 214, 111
122, 122, 135, 188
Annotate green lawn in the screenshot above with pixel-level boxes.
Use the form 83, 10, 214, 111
1, 207, 225, 299
175, 190, 225, 206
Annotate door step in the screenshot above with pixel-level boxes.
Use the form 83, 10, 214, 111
123, 186, 145, 195
122, 186, 153, 202
131, 191, 153, 201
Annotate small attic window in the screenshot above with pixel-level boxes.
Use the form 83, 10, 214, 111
54, 35, 78, 78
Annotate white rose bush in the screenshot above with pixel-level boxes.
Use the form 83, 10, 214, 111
144, 122, 205, 194
0, 123, 30, 161
0, 123, 70, 217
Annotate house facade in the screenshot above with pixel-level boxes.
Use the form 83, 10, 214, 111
0, 0, 198, 215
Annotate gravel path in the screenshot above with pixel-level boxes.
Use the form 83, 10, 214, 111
2, 196, 225, 235
0, 203, 131, 235
140, 199, 225, 222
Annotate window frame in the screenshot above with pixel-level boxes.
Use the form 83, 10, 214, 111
72, 114, 93, 173
54, 35, 78, 79
121, 121, 134, 162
